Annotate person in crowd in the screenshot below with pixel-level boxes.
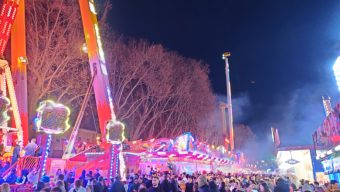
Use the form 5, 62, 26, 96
79, 170, 86, 186
52, 186, 63, 192
35, 181, 46, 192
197, 174, 210, 192
208, 177, 218, 192
259, 182, 271, 192
24, 137, 38, 156
28, 167, 40, 185
11, 140, 20, 165
170, 174, 179, 192
95, 168, 101, 180
57, 174, 69, 192
55, 169, 63, 181
161, 174, 171, 192
110, 176, 126, 192
93, 179, 104, 192
1, 182, 10, 192
144, 175, 152, 189
128, 177, 135, 192
130, 177, 140, 192
40, 175, 51, 191
55, 180, 67, 192
69, 179, 86, 192
84, 173, 92, 188
67, 171, 75, 185
148, 176, 162, 192
185, 176, 194, 192
218, 182, 226, 192
179, 177, 186, 192
16, 169, 29, 184
273, 178, 289, 192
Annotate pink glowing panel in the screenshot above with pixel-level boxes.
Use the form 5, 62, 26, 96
106, 120, 125, 144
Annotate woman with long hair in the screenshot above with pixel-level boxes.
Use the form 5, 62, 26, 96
259, 182, 271, 192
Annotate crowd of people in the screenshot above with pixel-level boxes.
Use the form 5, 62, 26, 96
0, 167, 338, 192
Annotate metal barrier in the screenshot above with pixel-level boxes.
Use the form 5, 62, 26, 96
17, 156, 41, 173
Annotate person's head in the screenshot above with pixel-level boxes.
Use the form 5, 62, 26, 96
57, 174, 64, 181
56, 168, 62, 175
259, 182, 270, 192
75, 179, 83, 188
1, 183, 10, 192
115, 176, 121, 182
30, 137, 36, 144
188, 177, 193, 183
86, 174, 92, 180
134, 178, 139, 184
220, 181, 226, 188
152, 176, 159, 187
139, 188, 147, 192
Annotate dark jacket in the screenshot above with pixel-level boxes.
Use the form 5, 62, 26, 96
110, 180, 126, 192
208, 181, 218, 192
171, 179, 179, 192
161, 179, 172, 192
148, 185, 163, 192
185, 183, 194, 192
128, 183, 139, 192
198, 185, 211, 192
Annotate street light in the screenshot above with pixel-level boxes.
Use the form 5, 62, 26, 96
222, 52, 234, 151
333, 56, 340, 92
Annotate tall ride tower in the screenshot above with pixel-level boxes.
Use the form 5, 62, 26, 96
222, 52, 234, 151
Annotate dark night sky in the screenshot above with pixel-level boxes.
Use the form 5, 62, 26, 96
107, 0, 340, 144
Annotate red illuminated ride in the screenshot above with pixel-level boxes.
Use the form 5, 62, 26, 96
0, 0, 124, 178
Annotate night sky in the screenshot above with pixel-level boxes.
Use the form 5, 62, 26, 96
107, 0, 340, 144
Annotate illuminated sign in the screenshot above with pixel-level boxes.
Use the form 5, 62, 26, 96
35, 100, 71, 134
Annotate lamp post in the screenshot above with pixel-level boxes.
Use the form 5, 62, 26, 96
222, 52, 234, 151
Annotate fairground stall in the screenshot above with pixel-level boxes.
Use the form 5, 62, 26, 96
124, 132, 237, 175
314, 102, 340, 183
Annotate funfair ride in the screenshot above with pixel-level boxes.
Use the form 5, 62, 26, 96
1, 0, 125, 178
0, 0, 26, 148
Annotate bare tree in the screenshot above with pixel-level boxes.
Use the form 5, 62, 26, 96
100, 28, 216, 140
26, 0, 90, 134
